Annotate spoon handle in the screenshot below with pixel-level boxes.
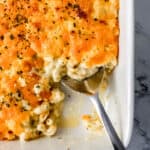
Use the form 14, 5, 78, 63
90, 93, 126, 150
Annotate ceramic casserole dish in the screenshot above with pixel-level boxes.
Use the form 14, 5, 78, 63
0, 0, 134, 149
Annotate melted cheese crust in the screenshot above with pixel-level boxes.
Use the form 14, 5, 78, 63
0, 0, 119, 140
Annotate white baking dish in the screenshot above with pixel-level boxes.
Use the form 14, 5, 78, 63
0, 0, 134, 150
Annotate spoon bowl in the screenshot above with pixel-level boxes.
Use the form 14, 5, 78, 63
62, 68, 104, 95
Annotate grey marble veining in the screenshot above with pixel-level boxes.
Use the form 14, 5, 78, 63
127, 0, 150, 150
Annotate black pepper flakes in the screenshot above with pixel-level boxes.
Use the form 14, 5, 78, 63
77, 9, 87, 19
16, 90, 22, 98
78, 30, 81, 34
0, 66, 3, 71
18, 34, 25, 40
8, 130, 13, 134
17, 51, 23, 59
0, 35, 4, 40
10, 34, 15, 40
73, 4, 80, 9
67, 2, 72, 7
94, 18, 98, 21
4, 46, 8, 49
6, 103, 10, 107
17, 70, 23, 75
21, 107, 28, 112
71, 30, 75, 34
8, 92, 13, 97
99, 20, 107, 25
73, 22, 76, 27
52, 21, 56, 24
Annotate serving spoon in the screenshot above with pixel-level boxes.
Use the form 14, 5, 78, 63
62, 69, 126, 150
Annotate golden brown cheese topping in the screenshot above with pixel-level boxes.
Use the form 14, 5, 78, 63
0, 0, 119, 140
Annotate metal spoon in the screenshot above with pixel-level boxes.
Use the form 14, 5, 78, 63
62, 69, 126, 150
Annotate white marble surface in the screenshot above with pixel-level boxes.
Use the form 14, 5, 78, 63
127, 0, 150, 150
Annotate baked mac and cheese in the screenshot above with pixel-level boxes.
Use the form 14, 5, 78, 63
0, 0, 119, 140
